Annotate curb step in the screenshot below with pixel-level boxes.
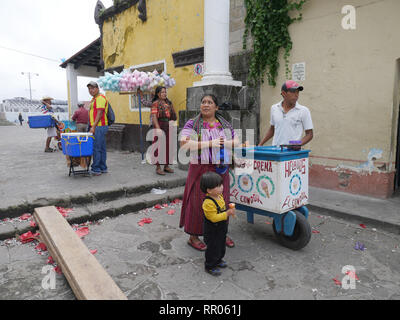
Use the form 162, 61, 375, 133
0, 177, 187, 220
0, 184, 185, 241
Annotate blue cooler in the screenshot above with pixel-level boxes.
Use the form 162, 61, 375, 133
28, 115, 55, 128
61, 133, 94, 157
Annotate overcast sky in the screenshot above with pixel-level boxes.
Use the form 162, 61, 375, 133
0, 0, 114, 102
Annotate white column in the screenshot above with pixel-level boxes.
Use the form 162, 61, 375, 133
194, 0, 242, 87
66, 64, 79, 120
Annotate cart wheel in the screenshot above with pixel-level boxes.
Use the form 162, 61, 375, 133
273, 210, 311, 250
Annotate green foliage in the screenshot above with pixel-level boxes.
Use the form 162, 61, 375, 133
243, 0, 307, 87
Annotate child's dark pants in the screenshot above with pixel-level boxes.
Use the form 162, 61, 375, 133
203, 219, 228, 269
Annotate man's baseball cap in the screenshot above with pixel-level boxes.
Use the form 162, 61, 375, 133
87, 81, 99, 88
281, 80, 304, 92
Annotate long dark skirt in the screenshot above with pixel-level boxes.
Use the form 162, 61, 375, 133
152, 120, 172, 165
179, 164, 230, 236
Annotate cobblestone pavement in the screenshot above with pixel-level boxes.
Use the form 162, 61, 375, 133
1, 202, 399, 300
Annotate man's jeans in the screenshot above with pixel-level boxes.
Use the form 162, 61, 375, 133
91, 125, 108, 173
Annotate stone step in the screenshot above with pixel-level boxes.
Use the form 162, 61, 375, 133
0, 185, 186, 241
0, 177, 187, 220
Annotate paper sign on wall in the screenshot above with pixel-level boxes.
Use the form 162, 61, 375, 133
292, 62, 306, 81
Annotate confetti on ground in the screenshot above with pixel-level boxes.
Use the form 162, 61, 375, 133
47, 256, 54, 264
332, 277, 342, 286
354, 241, 365, 251
75, 227, 89, 238
90, 249, 98, 255
138, 218, 153, 226
167, 209, 175, 215
54, 266, 62, 274
35, 242, 47, 252
19, 231, 40, 244
346, 270, 360, 280
312, 230, 320, 234
154, 204, 162, 210
20, 213, 32, 220
56, 207, 73, 218
359, 224, 367, 229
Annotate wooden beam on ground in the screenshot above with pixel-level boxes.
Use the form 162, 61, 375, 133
34, 206, 127, 300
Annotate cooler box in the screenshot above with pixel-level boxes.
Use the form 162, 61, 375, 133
230, 146, 310, 214
61, 133, 94, 157
28, 115, 55, 128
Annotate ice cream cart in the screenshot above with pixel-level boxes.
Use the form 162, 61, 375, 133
230, 146, 311, 250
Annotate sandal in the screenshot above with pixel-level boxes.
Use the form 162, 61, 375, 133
164, 167, 174, 173
187, 239, 207, 251
156, 168, 166, 175
226, 236, 235, 248
44, 148, 55, 153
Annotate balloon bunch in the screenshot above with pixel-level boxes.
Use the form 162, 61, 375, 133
97, 69, 176, 93
97, 71, 122, 92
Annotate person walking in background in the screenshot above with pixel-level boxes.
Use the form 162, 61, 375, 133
41, 96, 60, 152
72, 103, 89, 132
258, 80, 313, 149
18, 113, 24, 126
151, 86, 177, 175
87, 81, 109, 175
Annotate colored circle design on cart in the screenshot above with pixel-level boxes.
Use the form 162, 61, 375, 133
229, 170, 235, 189
289, 174, 302, 196
238, 174, 253, 193
256, 176, 275, 198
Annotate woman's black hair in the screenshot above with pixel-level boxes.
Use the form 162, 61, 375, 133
201, 94, 218, 107
200, 171, 223, 193
152, 86, 172, 105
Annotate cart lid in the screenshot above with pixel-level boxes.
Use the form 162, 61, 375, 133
234, 146, 310, 161
61, 133, 93, 137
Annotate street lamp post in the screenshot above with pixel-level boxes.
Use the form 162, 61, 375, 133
21, 72, 39, 101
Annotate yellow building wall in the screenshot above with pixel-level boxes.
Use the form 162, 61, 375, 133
101, 0, 204, 125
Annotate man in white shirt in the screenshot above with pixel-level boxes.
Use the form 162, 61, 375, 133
258, 80, 313, 149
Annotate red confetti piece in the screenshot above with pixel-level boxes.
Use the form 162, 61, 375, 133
333, 277, 342, 286
54, 266, 62, 274
47, 256, 54, 264
312, 230, 320, 234
56, 207, 73, 218
265, 221, 272, 225
167, 209, 175, 215
90, 249, 98, 255
30, 220, 37, 227
154, 204, 162, 210
346, 271, 359, 280
138, 218, 153, 226
75, 227, 89, 238
20, 213, 32, 220
19, 231, 40, 243
162, 203, 168, 207
172, 199, 182, 204
35, 242, 47, 252
359, 224, 367, 229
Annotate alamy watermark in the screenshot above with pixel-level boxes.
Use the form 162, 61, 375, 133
41, 265, 56, 290
342, 5, 356, 30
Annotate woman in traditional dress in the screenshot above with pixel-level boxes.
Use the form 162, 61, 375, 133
151, 86, 177, 175
179, 94, 239, 251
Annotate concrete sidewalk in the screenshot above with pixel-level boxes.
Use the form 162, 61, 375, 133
0, 125, 399, 240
